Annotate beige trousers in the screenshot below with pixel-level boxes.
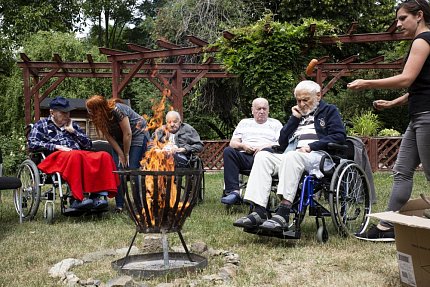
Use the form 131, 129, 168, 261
243, 150, 324, 207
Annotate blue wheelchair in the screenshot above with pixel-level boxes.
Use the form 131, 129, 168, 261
243, 138, 372, 243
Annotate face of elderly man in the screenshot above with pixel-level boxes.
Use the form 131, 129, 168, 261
166, 112, 181, 134
251, 98, 269, 124
50, 109, 71, 127
295, 89, 321, 116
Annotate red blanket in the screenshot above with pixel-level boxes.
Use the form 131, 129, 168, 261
37, 150, 119, 201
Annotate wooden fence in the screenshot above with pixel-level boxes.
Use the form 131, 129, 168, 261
201, 137, 403, 172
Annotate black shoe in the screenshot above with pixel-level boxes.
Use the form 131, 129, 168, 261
70, 198, 94, 210
92, 197, 108, 210
355, 224, 395, 242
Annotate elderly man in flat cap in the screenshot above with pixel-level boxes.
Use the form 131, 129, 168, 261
28, 96, 119, 212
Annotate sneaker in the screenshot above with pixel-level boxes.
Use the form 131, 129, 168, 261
221, 192, 242, 205
355, 224, 395, 242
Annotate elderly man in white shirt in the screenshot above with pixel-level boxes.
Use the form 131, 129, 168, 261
221, 98, 283, 205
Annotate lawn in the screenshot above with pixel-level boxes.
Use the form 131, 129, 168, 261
0, 171, 428, 286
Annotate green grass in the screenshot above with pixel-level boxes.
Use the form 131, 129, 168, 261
0, 171, 428, 286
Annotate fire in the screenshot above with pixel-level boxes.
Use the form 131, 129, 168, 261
138, 89, 188, 226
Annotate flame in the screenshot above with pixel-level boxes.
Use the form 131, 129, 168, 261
137, 89, 188, 226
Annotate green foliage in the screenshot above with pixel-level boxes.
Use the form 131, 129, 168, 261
0, 130, 27, 175
0, 0, 82, 44
278, 0, 397, 33
378, 128, 401, 137
22, 31, 112, 99
213, 15, 335, 120
348, 110, 382, 137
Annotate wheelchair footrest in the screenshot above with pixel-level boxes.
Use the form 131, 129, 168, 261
243, 226, 301, 240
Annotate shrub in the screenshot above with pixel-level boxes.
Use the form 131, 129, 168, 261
378, 128, 401, 137
348, 111, 381, 137
0, 130, 27, 175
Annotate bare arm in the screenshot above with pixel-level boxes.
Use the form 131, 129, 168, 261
229, 138, 256, 154
119, 116, 132, 167
373, 93, 409, 111
348, 39, 430, 90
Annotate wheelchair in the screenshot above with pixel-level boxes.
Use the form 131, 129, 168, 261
13, 141, 113, 224
243, 137, 372, 243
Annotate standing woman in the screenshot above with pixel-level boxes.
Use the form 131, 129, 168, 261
86, 95, 149, 212
348, 0, 430, 241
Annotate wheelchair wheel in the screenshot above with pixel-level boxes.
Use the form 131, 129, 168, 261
13, 159, 41, 220
316, 226, 329, 243
329, 160, 371, 237
45, 202, 54, 224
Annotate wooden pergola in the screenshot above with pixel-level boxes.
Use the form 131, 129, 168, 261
307, 20, 413, 94
18, 20, 413, 126
18, 35, 235, 126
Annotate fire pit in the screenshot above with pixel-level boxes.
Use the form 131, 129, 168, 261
112, 168, 207, 278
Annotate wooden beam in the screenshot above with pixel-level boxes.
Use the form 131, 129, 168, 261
99, 47, 129, 55
309, 24, 316, 38
127, 43, 153, 52
222, 31, 235, 40
318, 32, 412, 44
106, 46, 218, 62
86, 54, 96, 74
156, 39, 180, 49
20, 53, 40, 77
386, 20, 398, 33
346, 22, 358, 35
185, 35, 208, 46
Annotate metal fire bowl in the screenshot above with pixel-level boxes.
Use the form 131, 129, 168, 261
111, 252, 208, 278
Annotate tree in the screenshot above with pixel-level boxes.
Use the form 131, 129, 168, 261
0, 0, 82, 44
82, 0, 142, 48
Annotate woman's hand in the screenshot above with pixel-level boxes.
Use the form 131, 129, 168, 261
347, 79, 367, 90
373, 100, 392, 111
118, 153, 129, 168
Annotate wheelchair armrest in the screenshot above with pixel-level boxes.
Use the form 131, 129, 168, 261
319, 154, 335, 177
271, 145, 283, 153
327, 142, 349, 151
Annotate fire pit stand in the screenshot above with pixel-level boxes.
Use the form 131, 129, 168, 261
112, 169, 207, 278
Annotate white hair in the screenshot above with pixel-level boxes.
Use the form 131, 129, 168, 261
166, 110, 181, 121
294, 80, 321, 97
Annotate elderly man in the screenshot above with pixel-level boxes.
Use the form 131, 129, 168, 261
233, 80, 346, 232
221, 98, 283, 205
153, 110, 203, 167
28, 96, 119, 211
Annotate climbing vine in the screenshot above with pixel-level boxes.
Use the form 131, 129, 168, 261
212, 14, 336, 119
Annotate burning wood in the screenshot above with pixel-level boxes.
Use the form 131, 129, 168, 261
138, 89, 189, 226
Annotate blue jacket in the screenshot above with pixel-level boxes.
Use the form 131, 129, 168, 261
278, 100, 346, 152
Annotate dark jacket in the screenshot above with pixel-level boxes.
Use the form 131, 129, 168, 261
154, 123, 203, 155
278, 100, 346, 152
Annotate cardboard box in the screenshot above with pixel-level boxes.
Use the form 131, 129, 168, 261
369, 197, 430, 287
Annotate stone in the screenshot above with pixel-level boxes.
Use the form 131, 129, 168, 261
190, 242, 207, 254
223, 252, 240, 265
49, 258, 84, 278
218, 263, 238, 279
115, 246, 139, 257
82, 249, 116, 263
105, 275, 134, 287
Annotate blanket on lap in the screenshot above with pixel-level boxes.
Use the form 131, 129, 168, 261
37, 150, 119, 201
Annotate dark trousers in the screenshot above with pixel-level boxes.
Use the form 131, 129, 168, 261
223, 147, 255, 195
